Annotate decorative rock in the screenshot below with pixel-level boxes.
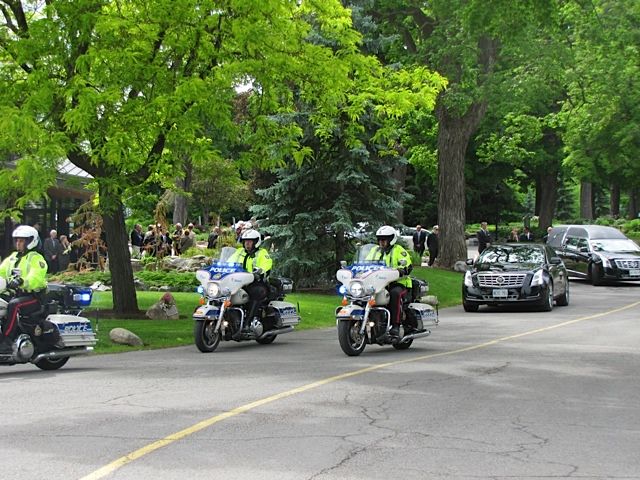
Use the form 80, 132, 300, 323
421, 295, 439, 306
109, 327, 143, 346
453, 261, 468, 273
145, 292, 180, 320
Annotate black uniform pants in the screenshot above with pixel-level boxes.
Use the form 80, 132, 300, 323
3, 293, 42, 340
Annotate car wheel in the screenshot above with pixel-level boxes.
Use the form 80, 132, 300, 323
463, 301, 479, 312
590, 263, 604, 286
556, 279, 569, 306
539, 282, 554, 312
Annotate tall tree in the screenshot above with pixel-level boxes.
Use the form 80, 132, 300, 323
348, 0, 561, 267
562, 0, 640, 219
0, 0, 377, 312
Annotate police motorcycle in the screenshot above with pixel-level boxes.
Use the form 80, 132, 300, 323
0, 277, 97, 370
193, 246, 301, 352
336, 243, 438, 356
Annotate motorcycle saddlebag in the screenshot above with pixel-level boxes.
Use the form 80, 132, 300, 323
268, 300, 300, 327
406, 302, 438, 329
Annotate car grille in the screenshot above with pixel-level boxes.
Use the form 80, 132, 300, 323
477, 273, 527, 288
615, 259, 640, 269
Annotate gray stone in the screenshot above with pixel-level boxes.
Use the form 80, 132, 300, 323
454, 260, 468, 273
145, 292, 180, 320
109, 327, 143, 347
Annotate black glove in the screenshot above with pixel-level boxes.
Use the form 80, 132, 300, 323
8, 277, 23, 290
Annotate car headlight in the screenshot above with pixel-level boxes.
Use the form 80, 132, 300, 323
206, 282, 220, 298
349, 281, 364, 297
464, 271, 473, 287
599, 255, 611, 268
531, 270, 544, 286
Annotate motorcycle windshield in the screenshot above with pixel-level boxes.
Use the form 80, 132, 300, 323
352, 244, 386, 270
206, 246, 246, 275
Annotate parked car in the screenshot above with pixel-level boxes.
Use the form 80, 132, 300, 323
462, 243, 569, 312
546, 225, 640, 285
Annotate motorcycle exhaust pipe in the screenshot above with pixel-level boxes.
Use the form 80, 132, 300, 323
399, 330, 431, 343
257, 326, 294, 339
32, 346, 94, 363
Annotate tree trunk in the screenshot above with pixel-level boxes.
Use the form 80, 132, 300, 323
392, 161, 407, 224
436, 100, 487, 268
580, 181, 593, 220
628, 188, 638, 220
610, 183, 620, 218
99, 186, 139, 314
173, 160, 193, 226
536, 171, 558, 229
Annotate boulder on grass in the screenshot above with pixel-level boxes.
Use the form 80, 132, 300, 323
145, 292, 180, 320
109, 327, 143, 347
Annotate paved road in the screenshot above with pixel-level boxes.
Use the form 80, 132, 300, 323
2, 281, 639, 479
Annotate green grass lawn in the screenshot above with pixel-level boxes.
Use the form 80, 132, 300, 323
85, 265, 462, 353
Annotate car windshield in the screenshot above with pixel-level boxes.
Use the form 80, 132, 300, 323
477, 245, 545, 270
590, 239, 640, 253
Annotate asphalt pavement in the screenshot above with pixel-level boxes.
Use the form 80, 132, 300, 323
1, 280, 639, 479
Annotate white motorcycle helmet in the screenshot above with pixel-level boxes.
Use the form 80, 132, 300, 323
375, 225, 398, 245
12, 225, 40, 251
241, 229, 262, 248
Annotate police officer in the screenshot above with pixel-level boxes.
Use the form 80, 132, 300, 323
230, 229, 273, 327
0, 225, 48, 354
368, 225, 413, 337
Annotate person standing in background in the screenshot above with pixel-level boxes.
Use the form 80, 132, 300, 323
477, 222, 492, 254
412, 225, 427, 258
427, 225, 439, 267
43, 229, 61, 274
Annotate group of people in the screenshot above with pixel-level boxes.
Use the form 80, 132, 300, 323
42, 229, 76, 273
477, 222, 555, 254
412, 224, 440, 267
130, 222, 198, 258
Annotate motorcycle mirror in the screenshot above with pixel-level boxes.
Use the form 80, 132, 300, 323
340, 260, 347, 268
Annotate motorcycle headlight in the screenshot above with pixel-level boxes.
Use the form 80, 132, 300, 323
531, 270, 544, 286
349, 281, 364, 297
464, 271, 473, 287
206, 282, 220, 298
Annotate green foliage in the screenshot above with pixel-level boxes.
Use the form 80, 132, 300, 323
136, 270, 199, 291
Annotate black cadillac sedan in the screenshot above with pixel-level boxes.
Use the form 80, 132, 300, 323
546, 225, 640, 285
462, 243, 569, 312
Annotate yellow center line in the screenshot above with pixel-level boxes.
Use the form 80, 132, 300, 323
80, 300, 640, 480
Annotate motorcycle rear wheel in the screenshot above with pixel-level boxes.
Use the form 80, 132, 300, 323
194, 320, 221, 352
338, 321, 366, 356
35, 356, 69, 370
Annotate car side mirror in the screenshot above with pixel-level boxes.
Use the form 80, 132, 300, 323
466, 258, 474, 266
550, 257, 562, 265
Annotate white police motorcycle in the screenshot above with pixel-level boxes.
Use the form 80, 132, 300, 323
336, 244, 438, 356
193, 247, 301, 352
0, 278, 97, 370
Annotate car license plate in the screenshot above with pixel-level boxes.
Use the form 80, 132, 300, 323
492, 289, 509, 298
629, 269, 640, 277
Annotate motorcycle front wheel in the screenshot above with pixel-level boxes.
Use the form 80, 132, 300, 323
338, 321, 366, 356
194, 320, 221, 352
35, 356, 69, 370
